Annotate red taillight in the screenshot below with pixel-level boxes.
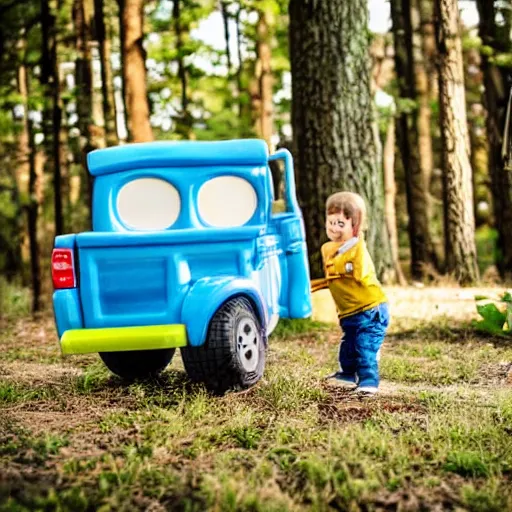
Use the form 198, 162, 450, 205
52, 248, 76, 289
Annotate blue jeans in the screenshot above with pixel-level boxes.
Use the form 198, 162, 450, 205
339, 303, 389, 388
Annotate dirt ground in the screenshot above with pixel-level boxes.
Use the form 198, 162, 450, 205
1, 286, 511, 511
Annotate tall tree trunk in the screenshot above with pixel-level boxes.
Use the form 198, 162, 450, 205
220, 0, 232, 72
51, 26, 64, 235
418, 0, 437, 98
94, 0, 119, 146
1, 151, 24, 281
384, 116, 407, 285
118, 0, 153, 142
118, 0, 128, 136
464, 47, 489, 229
289, 0, 393, 280
417, 0, 439, 228
73, 0, 94, 219
235, 6, 243, 119
476, 0, 512, 279
390, 0, 438, 280
59, 96, 70, 227
469, 121, 489, 227
173, 0, 192, 139
434, 0, 479, 284
40, 0, 64, 235
413, 0, 436, 239
19, 54, 41, 312
15, 41, 30, 285
250, 9, 273, 149
74, 0, 93, 145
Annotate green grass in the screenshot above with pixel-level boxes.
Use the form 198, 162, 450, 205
0, 277, 31, 320
72, 361, 113, 394
0, 428, 69, 462
382, 323, 512, 385
0, 381, 58, 404
1, 314, 512, 511
271, 317, 331, 339
1, 347, 63, 364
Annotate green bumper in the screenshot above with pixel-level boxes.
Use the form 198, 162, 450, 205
60, 324, 188, 355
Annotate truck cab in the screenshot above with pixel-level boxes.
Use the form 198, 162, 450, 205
52, 139, 312, 393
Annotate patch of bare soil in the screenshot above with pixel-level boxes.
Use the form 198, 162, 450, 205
375, 380, 512, 400
318, 383, 426, 424
369, 477, 468, 512
2, 315, 58, 350
0, 399, 145, 480
477, 361, 512, 386
1, 399, 117, 434
0, 465, 60, 502
0, 360, 82, 386
1, 397, 134, 439
0, 360, 141, 441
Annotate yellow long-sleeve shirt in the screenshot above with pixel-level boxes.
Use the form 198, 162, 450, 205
311, 237, 387, 319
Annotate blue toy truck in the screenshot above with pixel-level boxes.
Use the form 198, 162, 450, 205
51, 139, 312, 393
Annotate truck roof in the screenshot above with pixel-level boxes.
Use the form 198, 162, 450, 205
87, 139, 270, 177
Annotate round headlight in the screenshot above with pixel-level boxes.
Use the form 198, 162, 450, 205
117, 177, 180, 230
197, 176, 257, 227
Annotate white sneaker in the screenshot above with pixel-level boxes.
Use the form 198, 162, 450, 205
354, 386, 378, 395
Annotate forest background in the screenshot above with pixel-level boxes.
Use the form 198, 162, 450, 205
1, 0, 510, 315
2, 2, 512, 510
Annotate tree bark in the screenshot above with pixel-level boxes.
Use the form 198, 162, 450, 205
14, 40, 30, 284
390, 0, 438, 280
73, 0, 95, 217
383, 116, 407, 285
19, 52, 41, 312
418, 0, 437, 98
94, 0, 119, 146
172, 0, 193, 139
250, 9, 273, 149
74, 0, 93, 143
51, 40, 64, 236
434, 0, 479, 284
235, 6, 243, 119
220, 0, 232, 72
476, 0, 512, 279
40, 0, 64, 235
118, 0, 153, 142
413, 0, 436, 231
417, 0, 439, 230
289, 0, 393, 280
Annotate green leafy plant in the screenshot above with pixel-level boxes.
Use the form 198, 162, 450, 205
473, 292, 512, 336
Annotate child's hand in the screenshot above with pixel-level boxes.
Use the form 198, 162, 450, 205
311, 278, 329, 292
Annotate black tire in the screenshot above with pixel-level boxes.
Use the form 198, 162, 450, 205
181, 296, 266, 394
99, 348, 175, 380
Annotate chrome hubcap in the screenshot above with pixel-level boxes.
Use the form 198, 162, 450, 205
236, 317, 260, 372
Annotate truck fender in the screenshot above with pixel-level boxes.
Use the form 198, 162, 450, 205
53, 289, 84, 338
181, 277, 268, 347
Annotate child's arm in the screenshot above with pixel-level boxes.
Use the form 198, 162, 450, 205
310, 243, 339, 292
311, 277, 329, 293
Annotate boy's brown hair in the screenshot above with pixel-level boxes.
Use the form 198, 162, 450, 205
326, 191, 368, 235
